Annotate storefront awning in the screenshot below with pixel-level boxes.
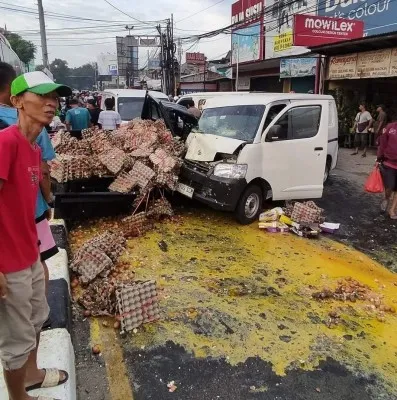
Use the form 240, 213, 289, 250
309, 32, 397, 56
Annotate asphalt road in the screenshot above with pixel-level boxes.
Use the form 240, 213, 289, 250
70, 148, 397, 400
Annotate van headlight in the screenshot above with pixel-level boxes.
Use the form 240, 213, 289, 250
213, 164, 248, 179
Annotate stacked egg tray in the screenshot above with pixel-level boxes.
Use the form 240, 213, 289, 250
146, 198, 174, 219
98, 148, 128, 175
79, 278, 117, 316
71, 231, 126, 283
50, 121, 185, 196
71, 247, 113, 284
121, 212, 153, 238
115, 280, 160, 332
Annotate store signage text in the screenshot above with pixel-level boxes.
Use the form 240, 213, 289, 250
231, 0, 263, 25
186, 52, 206, 65
294, 14, 364, 46
318, 0, 395, 37
328, 48, 397, 79
274, 31, 293, 52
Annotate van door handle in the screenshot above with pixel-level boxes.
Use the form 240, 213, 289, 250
314, 147, 323, 151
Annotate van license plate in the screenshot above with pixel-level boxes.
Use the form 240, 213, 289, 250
177, 183, 194, 198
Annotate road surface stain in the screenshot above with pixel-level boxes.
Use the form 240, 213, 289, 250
70, 210, 397, 397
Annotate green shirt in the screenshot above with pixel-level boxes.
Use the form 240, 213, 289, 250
65, 107, 91, 130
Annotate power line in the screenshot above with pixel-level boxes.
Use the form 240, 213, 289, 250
0, 3, 150, 25
176, 0, 226, 23
102, 0, 167, 25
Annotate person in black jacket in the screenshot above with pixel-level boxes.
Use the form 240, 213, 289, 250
87, 99, 102, 126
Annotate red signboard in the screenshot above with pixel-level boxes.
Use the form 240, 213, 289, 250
231, 0, 262, 26
186, 52, 206, 65
293, 14, 364, 47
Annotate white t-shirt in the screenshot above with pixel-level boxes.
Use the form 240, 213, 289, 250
98, 110, 122, 131
355, 111, 372, 133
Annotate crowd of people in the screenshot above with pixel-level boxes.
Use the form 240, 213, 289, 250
351, 102, 397, 218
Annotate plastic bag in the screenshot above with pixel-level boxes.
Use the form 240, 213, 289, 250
364, 166, 384, 193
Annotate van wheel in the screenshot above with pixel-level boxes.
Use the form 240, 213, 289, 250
324, 159, 331, 183
235, 185, 263, 225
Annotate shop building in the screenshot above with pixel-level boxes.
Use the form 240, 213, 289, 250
310, 32, 397, 136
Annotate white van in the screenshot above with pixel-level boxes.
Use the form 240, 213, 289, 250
177, 92, 249, 111
100, 89, 168, 123
177, 93, 338, 224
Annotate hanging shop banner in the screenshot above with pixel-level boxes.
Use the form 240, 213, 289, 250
328, 53, 359, 79
390, 48, 397, 76
293, 14, 364, 46
356, 49, 391, 78
264, 0, 317, 59
317, 0, 397, 37
327, 48, 397, 79
274, 31, 294, 52
280, 58, 317, 78
231, 0, 264, 64
231, 23, 262, 64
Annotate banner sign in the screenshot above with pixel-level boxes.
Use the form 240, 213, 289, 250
328, 53, 358, 79
231, 23, 262, 64
186, 52, 206, 65
328, 48, 397, 79
294, 14, 364, 46
264, 0, 317, 59
231, 0, 263, 25
274, 31, 294, 52
280, 58, 317, 78
317, 0, 397, 37
231, 0, 264, 64
97, 54, 118, 77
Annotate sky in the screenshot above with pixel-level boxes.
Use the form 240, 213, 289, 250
2, 0, 234, 68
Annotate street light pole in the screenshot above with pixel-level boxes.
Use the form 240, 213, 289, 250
37, 0, 49, 68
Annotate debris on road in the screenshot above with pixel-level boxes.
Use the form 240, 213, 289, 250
167, 381, 177, 393
258, 201, 338, 238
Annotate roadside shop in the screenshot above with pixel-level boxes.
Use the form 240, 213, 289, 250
310, 32, 397, 138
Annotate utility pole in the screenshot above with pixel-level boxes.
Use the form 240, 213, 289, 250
37, 0, 49, 69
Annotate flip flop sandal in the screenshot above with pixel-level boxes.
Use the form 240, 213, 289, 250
26, 368, 69, 391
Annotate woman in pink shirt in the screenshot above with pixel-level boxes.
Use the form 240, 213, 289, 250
378, 122, 397, 218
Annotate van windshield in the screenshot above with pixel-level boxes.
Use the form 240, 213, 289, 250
117, 97, 144, 121
194, 105, 265, 142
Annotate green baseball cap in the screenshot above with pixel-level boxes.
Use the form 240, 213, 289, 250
11, 71, 72, 97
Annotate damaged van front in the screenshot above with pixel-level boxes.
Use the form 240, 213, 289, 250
177, 94, 336, 224
177, 103, 266, 223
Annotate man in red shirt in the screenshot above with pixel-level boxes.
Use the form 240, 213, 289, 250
0, 71, 71, 400
378, 122, 397, 218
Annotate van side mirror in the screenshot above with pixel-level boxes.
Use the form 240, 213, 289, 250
266, 125, 283, 142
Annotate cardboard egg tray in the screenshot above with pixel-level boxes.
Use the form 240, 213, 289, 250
79, 279, 117, 316
147, 198, 174, 219
130, 161, 155, 189
115, 280, 160, 332
71, 246, 113, 284
121, 212, 153, 237
149, 148, 177, 173
108, 172, 138, 193
98, 148, 128, 175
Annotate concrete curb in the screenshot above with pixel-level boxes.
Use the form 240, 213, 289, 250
0, 220, 76, 400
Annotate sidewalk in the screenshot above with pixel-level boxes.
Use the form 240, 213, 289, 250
0, 220, 76, 400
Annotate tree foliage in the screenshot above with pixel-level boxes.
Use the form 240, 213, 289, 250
4, 32, 36, 64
